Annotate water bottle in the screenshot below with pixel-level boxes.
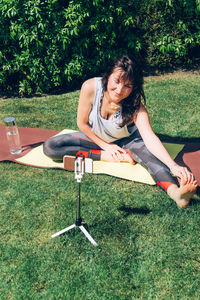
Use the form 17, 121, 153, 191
4, 117, 22, 154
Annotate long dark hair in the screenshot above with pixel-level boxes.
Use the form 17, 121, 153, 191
102, 54, 146, 127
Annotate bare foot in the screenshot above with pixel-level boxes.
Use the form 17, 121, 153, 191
167, 178, 198, 208
101, 150, 135, 164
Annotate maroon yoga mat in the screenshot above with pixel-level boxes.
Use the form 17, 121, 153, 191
0, 125, 199, 185
0, 125, 59, 162
175, 143, 200, 186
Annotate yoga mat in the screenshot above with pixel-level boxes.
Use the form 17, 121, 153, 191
0, 125, 59, 162
0, 126, 199, 185
14, 129, 184, 185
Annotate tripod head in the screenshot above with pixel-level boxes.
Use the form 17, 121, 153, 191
74, 154, 93, 182
75, 155, 85, 182
63, 154, 93, 182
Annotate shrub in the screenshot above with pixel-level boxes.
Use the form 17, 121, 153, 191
0, 0, 199, 96
140, 0, 200, 68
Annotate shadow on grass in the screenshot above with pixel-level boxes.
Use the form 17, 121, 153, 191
195, 186, 200, 196
79, 206, 151, 238
118, 205, 151, 218
190, 186, 200, 201
157, 133, 200, 144
190, 198, 200, 206
55, 203, 151, 242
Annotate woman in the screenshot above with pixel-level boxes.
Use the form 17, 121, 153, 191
43, 55, 197, 208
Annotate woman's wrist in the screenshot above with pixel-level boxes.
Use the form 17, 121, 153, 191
98, 140, 110, 151
169, 163, 178, 172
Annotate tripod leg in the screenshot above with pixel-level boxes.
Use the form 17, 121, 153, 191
79, 225, 98, 246
51, 224, 76, 238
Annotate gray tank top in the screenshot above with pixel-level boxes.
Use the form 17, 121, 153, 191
89, 77, 131, 143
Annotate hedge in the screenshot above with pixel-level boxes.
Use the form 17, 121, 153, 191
0, 0, 200, 96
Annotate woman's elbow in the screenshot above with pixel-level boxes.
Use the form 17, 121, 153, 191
77, 119, 90, 132
77, 118, 82, 130
77, 118, 86, 131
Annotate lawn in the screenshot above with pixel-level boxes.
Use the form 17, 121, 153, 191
0, 72, 200, 299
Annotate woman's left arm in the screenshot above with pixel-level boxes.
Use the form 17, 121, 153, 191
134, 104, 194, 182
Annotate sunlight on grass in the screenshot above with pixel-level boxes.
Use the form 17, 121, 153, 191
0, 73, 200, 299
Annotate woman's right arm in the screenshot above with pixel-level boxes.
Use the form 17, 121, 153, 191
77, 79, 128, 158
77, 78, 110, 149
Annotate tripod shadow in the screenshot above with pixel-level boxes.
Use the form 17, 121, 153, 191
118, 205, 151, 218
88, 206, 151, 236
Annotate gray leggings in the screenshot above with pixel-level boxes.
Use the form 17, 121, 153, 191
43, 129, 178, 191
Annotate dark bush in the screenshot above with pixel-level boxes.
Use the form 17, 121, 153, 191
0, 0, 199, 96
140, 0, 200, 69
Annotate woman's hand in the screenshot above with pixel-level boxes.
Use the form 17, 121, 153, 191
170, 164, 195, 183
101, 143, 134, 163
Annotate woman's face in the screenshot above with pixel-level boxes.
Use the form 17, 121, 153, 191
106, 68, 133, 103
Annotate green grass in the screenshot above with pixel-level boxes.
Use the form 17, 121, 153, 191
0, 73, 200, 299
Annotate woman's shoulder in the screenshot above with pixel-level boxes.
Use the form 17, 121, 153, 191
133, 103, 148, 122
79, 78, 96, 105
80, 77, 103, 104
138, 103, 147, 113
81, 78, 96, 95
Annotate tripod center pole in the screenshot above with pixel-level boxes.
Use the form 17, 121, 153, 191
76, 181, 82, 226
75, 157, 84, 226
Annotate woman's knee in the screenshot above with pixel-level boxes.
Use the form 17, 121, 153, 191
43, 138, 55, 157
43, 134, 77, 158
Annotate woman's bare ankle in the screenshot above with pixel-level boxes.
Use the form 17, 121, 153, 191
167, 179, 197, 208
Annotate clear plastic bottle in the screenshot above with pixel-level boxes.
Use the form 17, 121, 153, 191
4, 117, 22, 154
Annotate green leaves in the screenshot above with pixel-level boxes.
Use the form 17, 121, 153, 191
141, 0, 200, 68
154, 20, 199, 58
0, 0, 199, 96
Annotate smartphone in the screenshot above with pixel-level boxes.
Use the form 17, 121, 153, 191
63, 155, 93, 173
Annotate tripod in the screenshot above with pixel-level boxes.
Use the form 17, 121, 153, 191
51, 156, 98, 246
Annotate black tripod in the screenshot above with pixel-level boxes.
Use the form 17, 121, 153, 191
51, 156, 98, 246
